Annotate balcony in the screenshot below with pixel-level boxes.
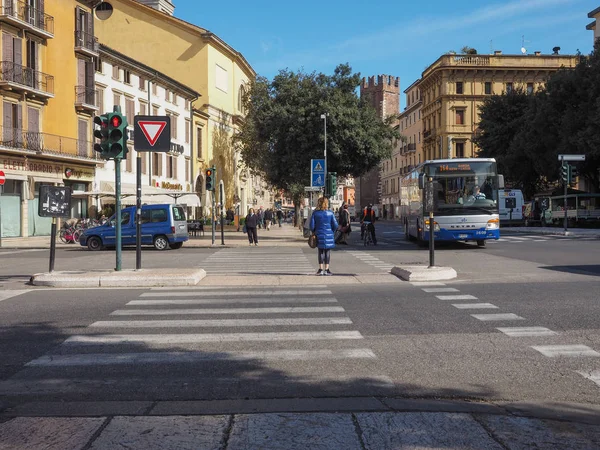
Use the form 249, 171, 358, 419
75, 86, 99, 112
0, 61, 54, 98
423, 129, 437, 141
407, 143, 416, 153
0, 125, 99, 161
0, 0, 54, 39
74, 30, 98, 56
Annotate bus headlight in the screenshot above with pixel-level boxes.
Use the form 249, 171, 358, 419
486, 218, 500, 230
425, 220, 440, 232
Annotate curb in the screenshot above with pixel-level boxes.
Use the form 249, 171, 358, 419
391, 265, 457, 281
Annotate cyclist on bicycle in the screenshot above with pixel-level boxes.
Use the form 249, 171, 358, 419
360, 204, 377, 245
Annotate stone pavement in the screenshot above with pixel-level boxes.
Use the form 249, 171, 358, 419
1, 398, 600, 449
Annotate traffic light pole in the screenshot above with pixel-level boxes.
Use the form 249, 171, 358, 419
136, 153, 142, 270
220, 180, 225, 245
115, 157, 122, 271
211, 191, 215, 245
563, 162, 568, 232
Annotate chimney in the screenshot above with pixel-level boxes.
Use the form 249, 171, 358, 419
534, 51, 541, 56
494, 50, 502, 55
136, 0, 175, 16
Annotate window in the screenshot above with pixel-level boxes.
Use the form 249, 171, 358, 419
125, 98, 134, 127
456, 81, 463, 94
112, 65, 119, 79
455, 142, 464, 158
152, 153, 161, 176
152, 83, 157, 95
113, 93, 121, 109
418, 131, 421, 143
141, 209, 167, 224
527, 83, 534, 94
185, 120, 190, 143
165, 89, 170, 102
484, 82, 492, 95
139, 102, 147, 115
185, 99, 190, 110
168, 113, 177, 139
456, 109, 465, 125
166, 155, 174, 178
172, 93, 177, 105
196, 126, 202, 159
124, 70, 131, 84
152, 105, 159, 116
94, 56, 102, 73
26, 40, 37, 71
139, 76, 146, 91
506, 82, 513, 93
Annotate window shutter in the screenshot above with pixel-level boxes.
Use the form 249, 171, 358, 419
185, 121, 190, 143
158, 153, 163, 176
77, 119, 87, 156
87, 9, 93, 38
3, 101, 13, 142
13, 37, 21, 66
16, 103, 22, 129
97, 87, 104, 113
27, 107, 39, 132
125, 98, 134, 125
77, 58, 85, 86
173, 156, 178, 180
126, 148, 132, 172
139, 103, 146, 115
3, 33, 13, 63
85, 60, 94, 88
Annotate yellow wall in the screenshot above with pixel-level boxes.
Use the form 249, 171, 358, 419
44, 0, 92, 143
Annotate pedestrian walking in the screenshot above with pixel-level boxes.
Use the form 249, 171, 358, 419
337, 203, 351, 245
245, 208, 259, 245
276, 209, 283, 227
264, 208, 273, 230
310, 197, 338, 276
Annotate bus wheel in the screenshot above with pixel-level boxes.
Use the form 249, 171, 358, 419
477, 240, 486, 247
404, 223, 410, 241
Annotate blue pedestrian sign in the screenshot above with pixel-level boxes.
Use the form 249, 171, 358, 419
311, 159, 325, 187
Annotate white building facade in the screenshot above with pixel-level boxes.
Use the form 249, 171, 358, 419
91, 45, 201, 217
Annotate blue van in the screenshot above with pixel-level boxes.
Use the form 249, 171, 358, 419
79, 204, 189, 251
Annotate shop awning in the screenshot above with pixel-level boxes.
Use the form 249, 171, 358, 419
74, 181, 200, 206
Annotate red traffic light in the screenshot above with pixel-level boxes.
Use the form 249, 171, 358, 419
111, 115, 122, 127
206, 169, 212, 176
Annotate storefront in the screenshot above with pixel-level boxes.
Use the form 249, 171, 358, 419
0, 156, 95, 238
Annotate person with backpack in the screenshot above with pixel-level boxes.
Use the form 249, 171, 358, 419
360, 204, 377, 245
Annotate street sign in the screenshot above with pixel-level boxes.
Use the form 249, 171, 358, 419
304, 186, 322, 192
134, 115, 171, 152
0, 170, 5, 186
311, 158, 325, 187
38, 186, 71, 218
558, 154, 586, 162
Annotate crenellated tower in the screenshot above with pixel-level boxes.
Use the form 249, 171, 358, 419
360, 75, 400, 119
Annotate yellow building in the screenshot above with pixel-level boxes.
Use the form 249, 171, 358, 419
0, 0, 101, 239
94, 0, 256, 213
417, 51, 579, 163
588, 6, 600, 43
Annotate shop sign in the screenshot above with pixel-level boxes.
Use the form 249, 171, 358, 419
2, 157, 94, 180
161, 181, 183, 191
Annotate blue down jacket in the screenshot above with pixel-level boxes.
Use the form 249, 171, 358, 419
310, 209, 339, 249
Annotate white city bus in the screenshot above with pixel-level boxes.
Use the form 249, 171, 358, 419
399, 158, 503, 247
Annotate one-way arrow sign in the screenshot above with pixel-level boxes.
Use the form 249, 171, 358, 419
134, 115, 171, 152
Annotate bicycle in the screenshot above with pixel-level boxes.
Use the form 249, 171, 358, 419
362, 222, 374, 246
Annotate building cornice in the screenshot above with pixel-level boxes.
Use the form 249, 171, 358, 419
589, 6, 600, 17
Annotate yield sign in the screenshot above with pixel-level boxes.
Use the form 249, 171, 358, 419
139, 121, 166, 146
134, 115, 171, 152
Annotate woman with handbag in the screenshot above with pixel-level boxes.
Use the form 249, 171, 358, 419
309, 197, 338, 276
245, 208, 259, 246
338, 203, 351, 245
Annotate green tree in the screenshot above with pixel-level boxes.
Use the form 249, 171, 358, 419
461, 46, 478, 55
236, 64, 400, 206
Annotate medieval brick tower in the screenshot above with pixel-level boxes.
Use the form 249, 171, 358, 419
356, 75, 400, 216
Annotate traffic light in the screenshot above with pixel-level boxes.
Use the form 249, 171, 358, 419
560, 164, 570, 183
326, 172, 337, 197
93, 114, 109, 157
106, 108, 128, 160
569, 165, 578, 187
205, 167, 215, 191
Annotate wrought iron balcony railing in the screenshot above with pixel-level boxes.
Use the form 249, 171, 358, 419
74, 30, 98, 54
0, 0, 54, 36
75, 86, 98, 108
0, 125, 98, 160
0, 61, 54, 95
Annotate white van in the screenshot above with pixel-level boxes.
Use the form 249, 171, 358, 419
499, 189, 524, 225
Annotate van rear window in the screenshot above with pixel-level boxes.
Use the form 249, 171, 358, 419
172, 206, 186, 221
141, 209, 167, 223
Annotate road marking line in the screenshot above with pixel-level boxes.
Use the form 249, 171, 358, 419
150, 285, 326, 290
422, 288, 459, 293
577, 370, 600, 387
452, 303, 498, 309
64, 331, 364, 345
471, 313, 525, 321
127, 298, 338, 306
90, 317, 354, 328
436, 295, 478, 301
140, 290, 332, 298
410, 282, 446, 287
111, 306, 346, 316
0, 290, 31, 302
531, 345, 600, 358
26, 348, 377, 367
497, 327, 558, 337
502, 236, 530, 241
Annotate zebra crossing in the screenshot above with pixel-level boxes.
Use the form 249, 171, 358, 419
494, 234, 598, 243
344, 250, 394, 272
203, 248, 315, 275
0, 286, 389, 399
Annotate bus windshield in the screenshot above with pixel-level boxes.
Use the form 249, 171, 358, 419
426, 161, 499, 216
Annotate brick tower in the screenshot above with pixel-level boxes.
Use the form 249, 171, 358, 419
356, 75, 400, 216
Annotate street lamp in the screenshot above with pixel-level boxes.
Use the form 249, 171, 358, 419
321, 113, 327, 194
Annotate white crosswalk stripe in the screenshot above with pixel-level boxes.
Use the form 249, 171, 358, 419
471, 313, 525, 321
452, 303, 499, 310
496, 327, 557, 337
344, 250, 393, 272
203, 248, 315, 274
578, 370, 600, 387
531, 345, 600, 358
0, 286, 383, 397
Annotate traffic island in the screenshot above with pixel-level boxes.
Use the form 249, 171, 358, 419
30, 268, 206, 288
391, 265, 457, 281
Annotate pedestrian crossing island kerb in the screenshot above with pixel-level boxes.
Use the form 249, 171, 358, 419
391, 265, 457, 281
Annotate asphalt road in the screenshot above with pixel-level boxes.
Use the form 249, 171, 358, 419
0, 224, 599, 411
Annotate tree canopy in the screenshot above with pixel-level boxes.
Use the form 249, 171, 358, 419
473, 42, 600, 198
236, 64, 400, 203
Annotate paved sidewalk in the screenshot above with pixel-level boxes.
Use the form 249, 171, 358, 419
1, 398, 599, 449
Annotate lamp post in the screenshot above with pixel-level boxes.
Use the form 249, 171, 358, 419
321, 113, 327, 199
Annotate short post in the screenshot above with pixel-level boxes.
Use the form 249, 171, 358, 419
220, 180, 225, 245
509, 208, 513, 227
49, 217, 57, 272
563, 162, 568, 232
428, 177, 435, 268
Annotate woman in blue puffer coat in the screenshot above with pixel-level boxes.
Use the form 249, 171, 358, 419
310, 197, 339, 276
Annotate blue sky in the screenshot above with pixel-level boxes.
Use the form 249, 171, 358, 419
175, 0, 595, 109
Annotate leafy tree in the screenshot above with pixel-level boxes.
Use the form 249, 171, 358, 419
461, 46, 478, 55
236, 64, 400, 206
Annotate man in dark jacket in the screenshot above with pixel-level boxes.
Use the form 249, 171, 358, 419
245, 208, 259, 245
276, 209, 283, 227
264, 208, 274, 230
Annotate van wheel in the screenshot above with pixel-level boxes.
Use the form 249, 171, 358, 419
169, 242, 183, 250
154, 235, 169, 250
87, 236, 103, 251
477, 239, 486, 247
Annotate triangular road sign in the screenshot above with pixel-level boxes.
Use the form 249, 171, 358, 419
314, 162, 323, 171
139, 121, 167, 146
